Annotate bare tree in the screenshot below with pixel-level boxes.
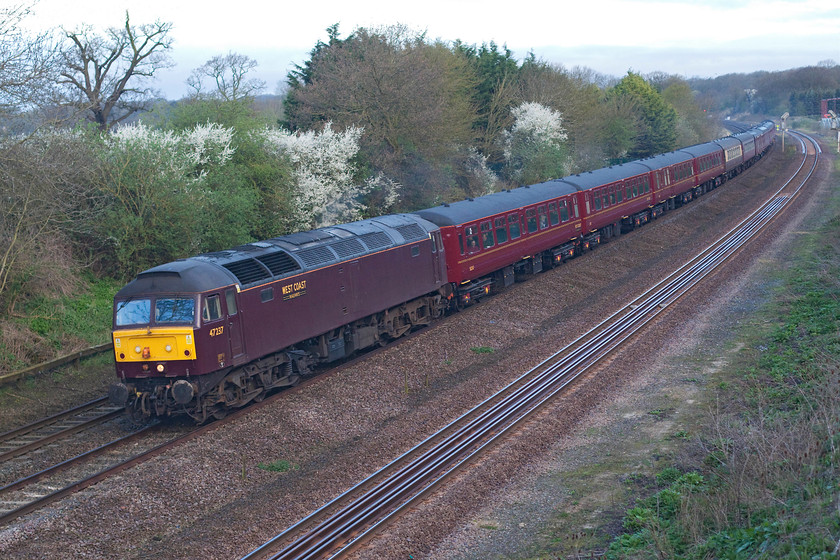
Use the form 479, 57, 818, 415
0, 2, 62, 131
187, 52, 265, 101
59, 11, 173, 130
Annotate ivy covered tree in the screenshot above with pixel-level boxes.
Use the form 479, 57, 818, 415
611, 72, 677, 158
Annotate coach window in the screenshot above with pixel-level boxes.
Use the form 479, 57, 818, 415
559, 199, 569, 222
616, 185, 623, 203
465, 225, 480, 253
495, 217, 508, 244
601, 190, 609, 208
202, 294, 222, 323
525, 208, 538, 233
548, 202, 559, 226
508, 214, 521, 239
643, 177, 650, 193
480, 221, 494, 249
593, 192, 601, 211
538, 205, 548, 229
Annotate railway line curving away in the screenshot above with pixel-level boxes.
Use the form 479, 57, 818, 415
0, 128, 830, 559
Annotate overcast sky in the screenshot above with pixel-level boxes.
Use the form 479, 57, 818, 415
24, 0, 840, 99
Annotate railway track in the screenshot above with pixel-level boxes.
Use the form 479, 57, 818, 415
241, 132, 820, 559
0, 396, 123, 462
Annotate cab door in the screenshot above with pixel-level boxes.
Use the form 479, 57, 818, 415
225, 288, 245, 361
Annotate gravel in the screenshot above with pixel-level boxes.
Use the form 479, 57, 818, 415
0, 142, 825, 560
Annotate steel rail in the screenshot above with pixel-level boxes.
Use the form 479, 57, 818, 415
0, 406, 124, 463
0, 396, 110, 443
244, 135, 818, 559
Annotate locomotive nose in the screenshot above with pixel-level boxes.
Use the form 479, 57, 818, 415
109, 382, 130, 406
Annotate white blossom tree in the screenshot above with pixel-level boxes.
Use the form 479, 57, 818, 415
258, 122, 372, 229
95, 122, 248, 274
503, 101, 570, 185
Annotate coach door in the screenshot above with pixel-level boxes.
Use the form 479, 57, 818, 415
431, 231, 443, 284
225, 288, 245, 361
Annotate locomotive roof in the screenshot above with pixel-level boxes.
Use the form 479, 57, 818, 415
116, 214, 439, 296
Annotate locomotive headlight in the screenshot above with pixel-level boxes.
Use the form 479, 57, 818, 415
156, 364, 165, 373
135, 346, 142, 354
165, 345, 172, 352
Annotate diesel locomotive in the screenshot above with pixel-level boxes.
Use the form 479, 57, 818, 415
109, 121, 775, 423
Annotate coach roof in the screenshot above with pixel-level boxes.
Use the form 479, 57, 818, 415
415, 179, 581, 227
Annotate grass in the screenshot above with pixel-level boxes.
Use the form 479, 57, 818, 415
513, 149, 840, 559
597, 156, 840, 559
0, 275, 118, 375
257, 459, 299, 473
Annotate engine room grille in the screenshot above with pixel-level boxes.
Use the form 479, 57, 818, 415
296, 246, 336, 267
359, 232, 392, 251
223, 259, 271, 285
330, 239, 365, 258
394, 223, 427, 242
256, 250, 301, 277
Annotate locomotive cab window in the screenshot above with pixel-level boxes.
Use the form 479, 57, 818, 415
155, 297, 195, 324
225, 289, 237, 316
115, 299, 151, 326
202, 294, 222, 323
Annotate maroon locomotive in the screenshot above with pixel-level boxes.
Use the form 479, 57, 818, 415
109, 121, 775, 422
110, 214, 449, 422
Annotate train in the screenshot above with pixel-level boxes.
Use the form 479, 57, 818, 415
108, 120, 776, 423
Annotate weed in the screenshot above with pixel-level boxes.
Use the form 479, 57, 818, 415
257, 459, 298, 473
470, 346, 495, 354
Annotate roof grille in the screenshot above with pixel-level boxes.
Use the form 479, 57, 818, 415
359, 232, 392, 251
394, 223, 427, 242
330, 239, 365, 258
256, 251, 300, 277
223, 259, 271, 285
296, 246, 336, 267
